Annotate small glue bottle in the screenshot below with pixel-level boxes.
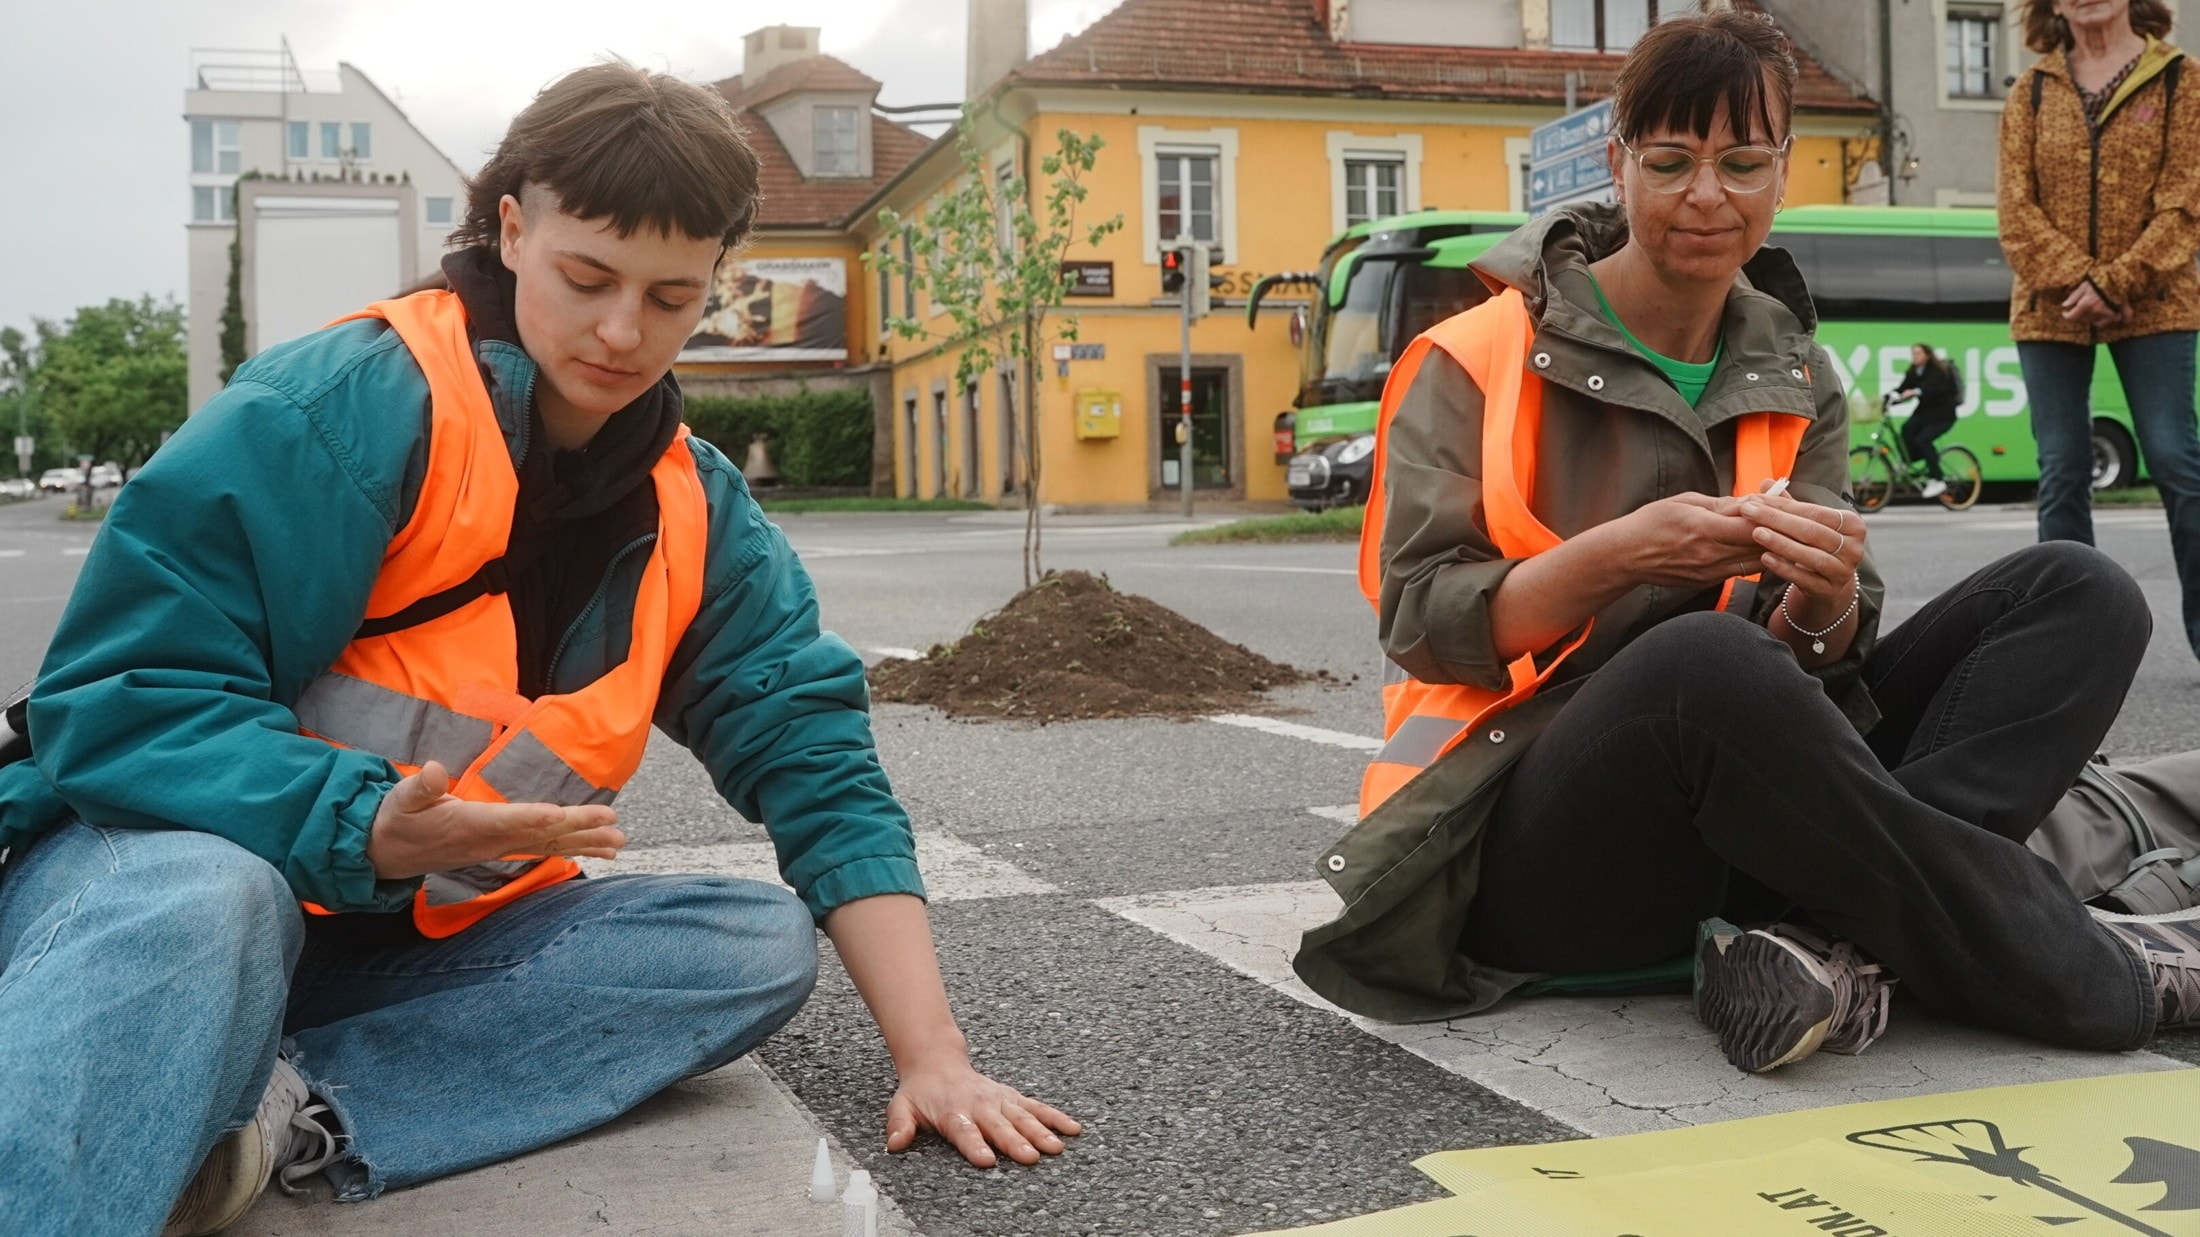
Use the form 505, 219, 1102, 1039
840, 1168, 878, 1237
808, 1136, 836, 1204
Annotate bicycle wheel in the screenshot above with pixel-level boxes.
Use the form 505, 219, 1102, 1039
1848, 446, 1893, 512
1935, 446, 1983, 511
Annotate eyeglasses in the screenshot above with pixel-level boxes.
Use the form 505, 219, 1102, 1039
1618, 136, 1793, 195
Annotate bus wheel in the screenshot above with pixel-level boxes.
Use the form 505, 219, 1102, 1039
2092, 421, 2138, 491
1935, 446, 1983, 511
1849, 447, 1893, 513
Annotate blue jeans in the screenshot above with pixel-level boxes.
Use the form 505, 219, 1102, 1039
2019, 332, 2200, 655
0, 822, 819, 1236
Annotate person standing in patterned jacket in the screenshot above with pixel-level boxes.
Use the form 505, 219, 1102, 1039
2001, 0, 2200, 660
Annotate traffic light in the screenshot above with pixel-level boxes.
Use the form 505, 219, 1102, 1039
1186, 243, 1211, 320
1160, 246, 1186, 294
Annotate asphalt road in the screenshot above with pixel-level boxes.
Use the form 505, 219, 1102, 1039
5, 492, 2200, 1235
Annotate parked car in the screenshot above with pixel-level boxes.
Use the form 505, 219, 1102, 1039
0, 477, 36, 500
37, 468, 83, 493
1284, 433, 1377, 511
88, 462, 123, 488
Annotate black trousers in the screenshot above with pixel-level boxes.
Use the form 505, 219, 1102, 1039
1900, 403, 1958, 479
1460, 543, 2158, 1050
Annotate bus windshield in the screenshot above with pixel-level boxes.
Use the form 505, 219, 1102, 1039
1316, 248, 1391, 395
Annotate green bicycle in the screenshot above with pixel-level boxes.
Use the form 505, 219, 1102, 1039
1848, 394, 1984, 513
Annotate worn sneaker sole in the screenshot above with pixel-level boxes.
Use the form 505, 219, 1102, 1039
161, 1122, 272, 1237
1695, 929, 1837, 1074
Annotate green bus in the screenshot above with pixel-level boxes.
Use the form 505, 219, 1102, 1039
1249, 205, 2152, 508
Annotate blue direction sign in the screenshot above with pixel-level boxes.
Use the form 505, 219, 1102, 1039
1527, 97, 1616, 217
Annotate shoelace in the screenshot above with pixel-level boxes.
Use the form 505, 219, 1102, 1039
275, 1102, 345, 1196
1765, 926, 1895, 1054
2130, 926, 2200, 1025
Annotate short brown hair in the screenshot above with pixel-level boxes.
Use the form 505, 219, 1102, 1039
452, 60, 761, 252
1612, 9, 1800, 145
2020, 0, 2173, 53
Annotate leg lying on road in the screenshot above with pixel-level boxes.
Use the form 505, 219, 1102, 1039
282, 872, 819, 1199
1464, 543, 2159, 1060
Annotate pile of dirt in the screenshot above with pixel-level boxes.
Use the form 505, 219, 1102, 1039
871, 570, 1322, 722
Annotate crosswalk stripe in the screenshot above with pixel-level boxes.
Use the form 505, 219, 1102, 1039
1205, 714, 1383, 752
580, 830, 1057, 902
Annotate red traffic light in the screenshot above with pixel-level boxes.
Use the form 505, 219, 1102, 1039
1160, 247, 1186, 293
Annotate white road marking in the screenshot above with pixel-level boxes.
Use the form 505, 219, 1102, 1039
1305, 805, 1359, 826
1096, 880, 2185, 1137
1205, 713, 1383, 752
579, 830, 1056, 902
1126, 562, 1356, 576
0, 549, 24, 558
791, 546, 914, 560
0, 595, 66, 605
61, 548, 88, 557
868, 647, 922, 661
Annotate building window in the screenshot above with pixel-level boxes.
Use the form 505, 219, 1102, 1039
1343, 158, 1403, 226
350, 123, 373, 160
425, 196, 454, 226
1155, 150, 1217, 245
191, 185, 233, 223
1551, 0, 1667, 53
1947, 9, 2001, 98
287, 121, 309, 160
900, 234, 916, 318
320, 121, 341, 159
191, 120, 240, 174
815, 106, 859, 176
877, 246, 892, 338
995, 160, 1017, 254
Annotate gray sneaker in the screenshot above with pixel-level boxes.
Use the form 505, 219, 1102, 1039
1695, 920, 1895, 1073
2094, 905, 2200, 1029
162, 1057, 343, 1236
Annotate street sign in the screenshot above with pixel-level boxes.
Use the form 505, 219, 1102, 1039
1527, 97, 1616, 217
11, 436, 29, 476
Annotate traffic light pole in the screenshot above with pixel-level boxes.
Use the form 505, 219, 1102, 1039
1178, 278, 1194, 520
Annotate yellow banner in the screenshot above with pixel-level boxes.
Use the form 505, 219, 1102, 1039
1251, 1069, 2200, 1236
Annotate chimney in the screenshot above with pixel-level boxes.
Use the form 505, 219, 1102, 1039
742, 25, 823, 85
966, 0, 1029, 101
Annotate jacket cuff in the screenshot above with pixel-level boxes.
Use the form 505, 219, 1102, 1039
1408, 557, 1524, 691
802, 854, 928, 921
305, 763, 419, 913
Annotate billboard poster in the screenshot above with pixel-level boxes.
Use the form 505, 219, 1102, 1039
682, 256, 848, 362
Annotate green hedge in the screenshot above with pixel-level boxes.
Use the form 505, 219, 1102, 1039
684, 388, 873, 488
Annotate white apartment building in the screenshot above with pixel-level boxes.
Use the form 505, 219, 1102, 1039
183, 44, 467, 412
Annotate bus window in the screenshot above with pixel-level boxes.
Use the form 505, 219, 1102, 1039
1395, 265, 1485, 352
1931, 235, 2015, 318
1321, 255, 1391, 387
1792, 232, 1941, 320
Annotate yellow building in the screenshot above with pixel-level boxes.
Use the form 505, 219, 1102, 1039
742, 0, 1881, 507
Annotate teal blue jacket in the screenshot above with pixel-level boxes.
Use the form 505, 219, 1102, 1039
0, 317, 923, 920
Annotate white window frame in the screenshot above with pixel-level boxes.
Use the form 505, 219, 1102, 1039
191, 184, 233, 224
1325, 132, 1423, 235
1137, 126, 1239, 264
1935, 0, 2016, 112
424, 196, 454, 226
1504, 135, 1533, 213
349, 122, 373, 162
1550, 0, 1657, 53
286, 120, 309, 161
815, 106, 860, 176
320, 121, 341, 160
192, 120, 241, 175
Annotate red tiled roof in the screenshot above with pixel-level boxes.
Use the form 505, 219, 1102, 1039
719, 58, 935, 230
1007, 0, 1875, 114
718, 55, 883, 111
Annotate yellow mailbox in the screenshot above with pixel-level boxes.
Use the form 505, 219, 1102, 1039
1074, 389, 1122, 440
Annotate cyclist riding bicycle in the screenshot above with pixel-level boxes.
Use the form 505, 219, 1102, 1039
1890, 343, 1962, 498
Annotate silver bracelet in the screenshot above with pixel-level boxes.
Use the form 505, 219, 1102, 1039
1781, 579, 1860, 655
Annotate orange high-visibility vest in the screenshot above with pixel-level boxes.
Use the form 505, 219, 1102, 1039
1356, 288, 1807, 817
293, 290, 708, 937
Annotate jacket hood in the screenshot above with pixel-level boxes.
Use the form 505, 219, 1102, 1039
1470, 201, 1819, 335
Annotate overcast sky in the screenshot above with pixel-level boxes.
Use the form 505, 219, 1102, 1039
0, 0, 1119, 336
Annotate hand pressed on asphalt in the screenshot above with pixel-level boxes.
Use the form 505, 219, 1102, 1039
365, 760, 626, 880
886, 1059, 1081, 1168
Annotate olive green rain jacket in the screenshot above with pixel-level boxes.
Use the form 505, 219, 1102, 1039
1291, 203, 1885, 1023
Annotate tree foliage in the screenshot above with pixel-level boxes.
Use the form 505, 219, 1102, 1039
30, 297, 188, 471
873, 112, 1122, 586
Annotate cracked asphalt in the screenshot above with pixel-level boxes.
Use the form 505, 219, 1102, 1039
8, 497, 2200, 1235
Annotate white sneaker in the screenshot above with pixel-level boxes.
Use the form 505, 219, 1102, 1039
1919, 478, 1948, 499
162, 1057, 343, 1236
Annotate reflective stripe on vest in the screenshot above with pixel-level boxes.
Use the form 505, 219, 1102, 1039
297, 290, 708, 937
1355, 288, 1807, 819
